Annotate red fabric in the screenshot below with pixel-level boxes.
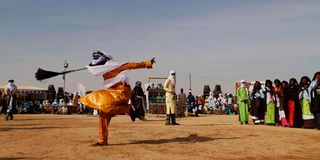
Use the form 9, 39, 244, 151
288, 100, 295, 127
273, 86, 281, 94
198, 98, 203, 105
281, 118, 289, 126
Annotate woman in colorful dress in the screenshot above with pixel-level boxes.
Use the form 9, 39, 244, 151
286, 78, 302, 128
309, 72, 320, 129
274, 79, 289, 126
299, 76, 314, 128
265, 80, 276, 125
250, 81, 265, 124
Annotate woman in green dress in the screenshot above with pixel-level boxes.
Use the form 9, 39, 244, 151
265, 80, 276, 125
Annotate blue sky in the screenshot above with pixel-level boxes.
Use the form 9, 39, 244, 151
0, 0, 320, 94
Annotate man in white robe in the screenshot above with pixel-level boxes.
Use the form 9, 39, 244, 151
163, 70, 180, 125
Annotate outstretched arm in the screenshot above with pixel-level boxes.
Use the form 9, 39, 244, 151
122, 60, 153, 70
119, 58, 155, 70
103, 58, 155, 80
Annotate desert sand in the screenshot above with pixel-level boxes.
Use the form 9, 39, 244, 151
0, 114, 319, 160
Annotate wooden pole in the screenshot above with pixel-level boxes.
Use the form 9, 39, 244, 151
189, 73, 192, 91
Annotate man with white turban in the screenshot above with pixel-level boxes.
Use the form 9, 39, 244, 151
237, 80, 249, 124
163, 70, 179, 125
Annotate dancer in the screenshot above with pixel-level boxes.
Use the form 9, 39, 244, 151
80, 51, 155, 145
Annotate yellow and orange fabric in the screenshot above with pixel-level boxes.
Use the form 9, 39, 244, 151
80, 60, 153, 115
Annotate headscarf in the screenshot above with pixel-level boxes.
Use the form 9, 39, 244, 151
289, 78, 298, 87
168, 70, 176, 85
281, 80, 288, 88
299, 76, 311, 87
135, 81, 142, 87
312, 72, 320, 81
240, 80, 246, 87
265, 79, 273, 92
89, 51, 113, 66
254, 81, 261, 90
87, 51, 129, 89
274, 79, 281, 87
6, 80, 17, 95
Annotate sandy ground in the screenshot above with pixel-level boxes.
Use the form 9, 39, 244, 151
0, 114, 319, 160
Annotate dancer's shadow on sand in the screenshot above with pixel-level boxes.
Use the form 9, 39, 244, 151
0, 157, 28, 160
0, 126, 69, 132
0, 123, 40, 127
115, 134, 240, 145
186, 123, 233, 126
13, 118, 67, 121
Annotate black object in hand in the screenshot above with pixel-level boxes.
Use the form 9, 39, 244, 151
151, 57, 156, 64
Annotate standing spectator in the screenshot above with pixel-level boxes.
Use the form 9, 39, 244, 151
204, 96, 209, 113
72, 92, 79, 106
227, 94, 233, 115
250, 81, 265, 124
265, 80, 276, 125
131, 81, 146, 121
309, 72, 320, 129
237, 80, 249, 124
274, 79, 289, 126
213, 95, 219, 113
177, 88, 187, 117
287, 78, 302, 128
217, 94, 223, 111
221, 94, 227, 113
145, 82, 154, 112
299, 76, 314, 128
163, 70, 179, 125
208, 92, 215, 112
273, 79, 281, 125
187, 90, 196, 113
197, 95, 204, 113
2, 79, 18, 121
282, 81, 289, 123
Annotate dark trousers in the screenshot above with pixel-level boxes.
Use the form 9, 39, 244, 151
4, 95, 16, 120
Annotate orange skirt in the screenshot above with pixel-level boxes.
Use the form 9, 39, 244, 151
80, 83, 131, 114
